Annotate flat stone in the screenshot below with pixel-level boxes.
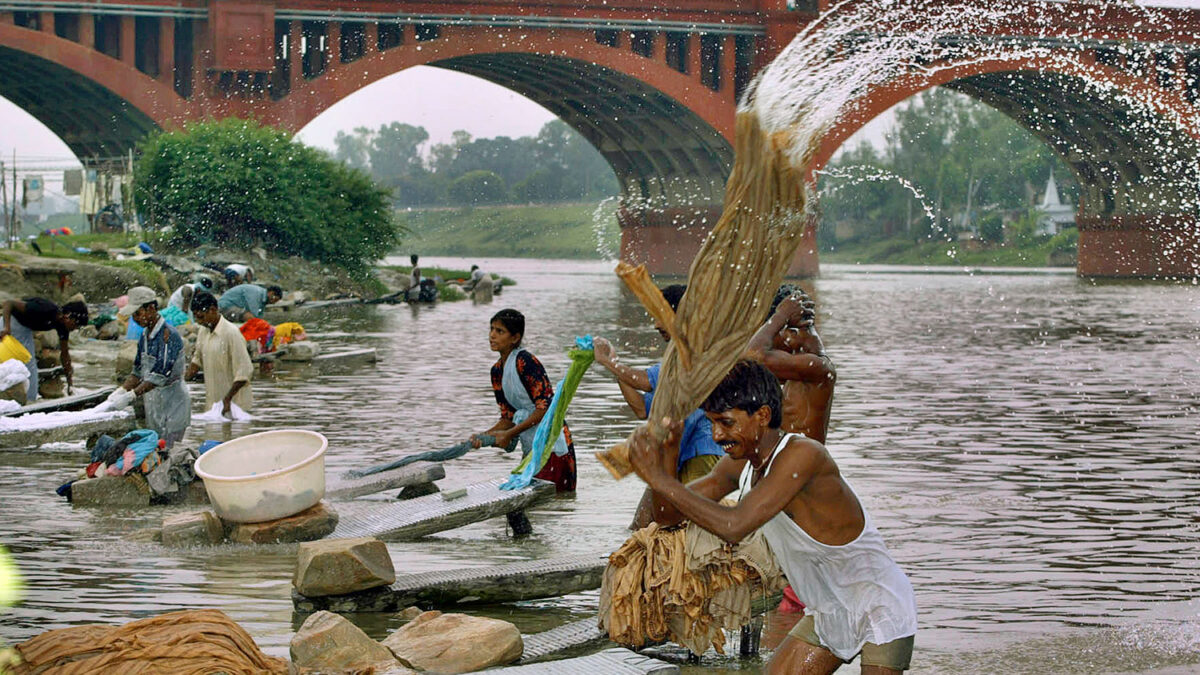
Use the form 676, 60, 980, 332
77, 325, 99, 339
37, 330, 60, 350
279, 341, 320, 361
125, 528, 162, 543
115, 340, 138, 380
71, 474, 151, 507
398, 606, 423, 621
397, 482, 440, 500
161, 510, 224, 547
98, 320, 122, 340
294, 536, 395, 597
37, 378, 65, 399
1, 382, 26, 405
225, 501, 338, 544
383, 611, 523, 674
290, 610, 411, 673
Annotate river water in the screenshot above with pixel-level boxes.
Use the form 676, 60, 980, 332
1, 257, 1198, 673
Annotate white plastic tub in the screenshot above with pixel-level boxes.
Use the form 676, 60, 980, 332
194, 429, 327, 523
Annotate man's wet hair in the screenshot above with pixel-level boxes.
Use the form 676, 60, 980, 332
196, 277, 215, 291
491, 308, 525, 343
267, 285, 284, 298
191, 291, 218, 313
410, 254, 419, 266
61, 301, 88, 327
769, 284, 809, 317
701, 360, 783, 429
660, 284, 687, 312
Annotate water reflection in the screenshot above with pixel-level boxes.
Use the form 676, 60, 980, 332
1, 259, 1198, 673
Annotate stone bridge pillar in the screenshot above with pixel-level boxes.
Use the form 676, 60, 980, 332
618, 203, 819, 277
1077, 214, 1200, 278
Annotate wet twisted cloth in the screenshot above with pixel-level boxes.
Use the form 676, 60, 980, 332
12, 609, 289, 674
599, 521, 787, 654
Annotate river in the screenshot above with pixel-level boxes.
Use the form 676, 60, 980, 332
1, 257, 1198, 673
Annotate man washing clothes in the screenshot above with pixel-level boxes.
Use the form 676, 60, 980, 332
628, 360, 917, 674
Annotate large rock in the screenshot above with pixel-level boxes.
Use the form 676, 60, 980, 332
294, 536, 395, 597
36, 330, 59, 350
38, 377, 65, 399
224, 501, 338, 544
115, 340, 138, 381
161, 510, 224, 547
98, 320, 122, 340
77, 324, 99, 339
382, 611, 523, 674
1, 381, 27, 405
279, 340, 320, 361
290, 610, 412, 673
71, 474, 151, 507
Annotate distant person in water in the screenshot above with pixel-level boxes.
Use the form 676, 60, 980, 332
746, 286, 835, 444
471, 308, 577, 493
223, 263, 255, 288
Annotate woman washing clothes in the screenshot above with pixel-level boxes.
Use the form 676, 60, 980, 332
471, 308, 577, 493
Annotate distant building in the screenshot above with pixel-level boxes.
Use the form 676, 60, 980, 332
1037, 171, 1075, 236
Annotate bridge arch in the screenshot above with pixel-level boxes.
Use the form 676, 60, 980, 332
815, 54, 1200, 277
0, 23, 184, 163
264, 27, 736, 207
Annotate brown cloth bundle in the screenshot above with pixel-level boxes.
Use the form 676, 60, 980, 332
598, 109, 815, 478
599, 522, 787, 655
13, 608, 290, 675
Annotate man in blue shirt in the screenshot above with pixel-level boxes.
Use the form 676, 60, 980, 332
217, 284, 283, 323
592, 284, 724, 528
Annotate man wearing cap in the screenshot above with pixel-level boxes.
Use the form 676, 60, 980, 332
117, 286, 190, 447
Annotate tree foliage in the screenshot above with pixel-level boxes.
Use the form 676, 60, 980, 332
336, 119, 619, 206
134, 118, 401, 273
820, 87, 1077, 249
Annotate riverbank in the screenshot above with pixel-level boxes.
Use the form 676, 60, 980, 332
396, 203, 616, 259
820, 234, 1077, 267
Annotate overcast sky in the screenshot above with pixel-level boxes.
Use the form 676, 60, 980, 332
5, 0, 1200, 173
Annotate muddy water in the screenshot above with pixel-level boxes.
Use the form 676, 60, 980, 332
1, 258, 1199, 673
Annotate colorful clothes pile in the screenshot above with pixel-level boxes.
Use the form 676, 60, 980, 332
599, 521, 787, 654
239, 318, 275, 353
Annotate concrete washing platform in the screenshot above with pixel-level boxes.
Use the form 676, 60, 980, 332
494, 648, 677, 674
325, 462, 444, 500
329, 478, 554, 541
0, 414, 136, 450
1, 387, 117, 417
293, 553, 607, 613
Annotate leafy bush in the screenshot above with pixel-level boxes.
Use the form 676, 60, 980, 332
133, 118, 401, 273
448, 170, 509, 205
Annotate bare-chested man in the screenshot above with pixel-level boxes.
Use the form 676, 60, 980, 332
747, 288, 835, 443
628, 361, 916, 674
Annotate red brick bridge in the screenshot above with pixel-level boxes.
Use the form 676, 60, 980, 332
2, 0, 1199, 277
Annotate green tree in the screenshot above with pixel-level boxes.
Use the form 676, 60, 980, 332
134, 118, 400, 274
368, 122, 429, 182
333, 126, 373, 171
448, 170, 509, 204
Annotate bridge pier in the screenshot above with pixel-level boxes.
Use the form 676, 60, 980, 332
1077, 214, 1200, 278
618, 205, 819, 277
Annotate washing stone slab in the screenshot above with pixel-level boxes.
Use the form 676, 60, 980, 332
491, 648, 677, 674
293, 553, 606, 612
326, 462, 444, 500
328, 478, 554, 542
2, 387, 117, 417
0, 413, 135, 450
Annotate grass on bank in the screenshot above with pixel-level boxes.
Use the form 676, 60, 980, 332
396, 203, 616, 259
820, 234, 1076, 267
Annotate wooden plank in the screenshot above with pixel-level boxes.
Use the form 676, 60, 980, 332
310, 349, 377, 368
493, 648, 678, 674
326, 462, 445, 500
0, 414, 136, 450
518, 592, 782, 663
293, 553, 606, 613
329, 478, 554, 541
519, 617, 610, 664
2, 387, 116, 417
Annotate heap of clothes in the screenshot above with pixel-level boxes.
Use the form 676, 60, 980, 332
240, 319, 305, 355
56, 429, 200, 501
599, 521, 788, 655
11, 608, 289, 674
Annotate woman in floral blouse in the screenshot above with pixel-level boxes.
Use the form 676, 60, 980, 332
472, 308, 577, 492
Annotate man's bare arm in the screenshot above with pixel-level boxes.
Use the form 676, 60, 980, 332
760, 351, 834, 384
642, 438, 820, 544
648, 456, 742, 528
